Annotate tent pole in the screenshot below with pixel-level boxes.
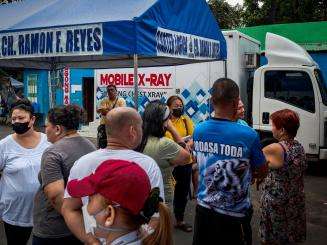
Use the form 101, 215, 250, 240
49, 58, 56, 108
133, 54, 139, 110
48, 71, 53, 108
224, 60, 227, 78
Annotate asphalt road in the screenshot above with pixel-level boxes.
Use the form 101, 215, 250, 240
0, 125, 326, 244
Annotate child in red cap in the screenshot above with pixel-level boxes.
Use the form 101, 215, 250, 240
67, 159, 172, 245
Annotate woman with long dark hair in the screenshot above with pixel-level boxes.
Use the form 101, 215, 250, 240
137, 101, 190, 208
0, 99, 50, 245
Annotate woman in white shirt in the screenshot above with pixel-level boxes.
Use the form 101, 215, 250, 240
0, 99, 50, 245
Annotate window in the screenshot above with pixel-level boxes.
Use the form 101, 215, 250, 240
27, 74, 38, 103
314, 69, 327, 106
264, 70, 315, 112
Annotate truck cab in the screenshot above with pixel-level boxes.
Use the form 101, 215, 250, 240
252, 33, 327, 162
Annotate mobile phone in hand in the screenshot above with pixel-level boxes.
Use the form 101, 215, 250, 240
183, 135, 192, 143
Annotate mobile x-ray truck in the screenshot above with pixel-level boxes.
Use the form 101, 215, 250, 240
83, 31, 327, 162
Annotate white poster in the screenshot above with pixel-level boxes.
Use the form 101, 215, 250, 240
94, 61, 223, 123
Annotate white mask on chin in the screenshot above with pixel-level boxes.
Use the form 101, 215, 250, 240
81, 203, 131, 244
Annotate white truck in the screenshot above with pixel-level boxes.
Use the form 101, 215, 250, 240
215, 31, 327, 162
83, 30, 327, 162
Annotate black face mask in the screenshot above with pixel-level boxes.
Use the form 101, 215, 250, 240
12, 122, 31, 135
172, 108, 184, 118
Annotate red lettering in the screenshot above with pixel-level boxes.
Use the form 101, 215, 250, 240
64, 95, 69, 105
128, 74, 133, 85
123, 74, 129, 86
63, 80, 67, 92
108, 74, 115, 85
114, 74, 121, 85
164, 73, 171, 86
101, 72, 172, 87
138, 73, 145, 86
100, 74, 109, 85
157, 74, 165, 86
63, 67, 70, 105
64, 68, 69, 77
150, 73, 157, 86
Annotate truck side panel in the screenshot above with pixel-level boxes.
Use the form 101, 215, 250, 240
223, 31, 260, 120
175, 61, 224, 122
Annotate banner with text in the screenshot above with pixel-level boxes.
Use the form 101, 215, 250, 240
0, 23, 103, 59
156, 27, 221, 60
95, 66, 175, 110
63, 67, 70, 105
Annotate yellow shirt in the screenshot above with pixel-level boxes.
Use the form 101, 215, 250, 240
165, 115, 194, 164
165, 115, 194, 139
98, 97, 126, 124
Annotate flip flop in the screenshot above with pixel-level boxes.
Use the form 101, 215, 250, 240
174, 223, 193, 232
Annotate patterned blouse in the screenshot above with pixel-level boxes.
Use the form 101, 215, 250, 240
259, 140, 307, 244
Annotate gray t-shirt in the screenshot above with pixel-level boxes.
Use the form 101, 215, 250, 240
33, 136, 96, 238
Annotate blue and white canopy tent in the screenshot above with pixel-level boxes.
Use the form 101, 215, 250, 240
0, 0, 226, 108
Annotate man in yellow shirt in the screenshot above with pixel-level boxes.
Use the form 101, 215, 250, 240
166, 95, 194, 232
97, 85, 126, 148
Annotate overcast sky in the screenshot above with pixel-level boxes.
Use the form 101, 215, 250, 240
226, 0, 244, 6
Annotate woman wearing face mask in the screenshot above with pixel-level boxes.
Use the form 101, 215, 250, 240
32, 105, 96, 245
0, 99, 51, 245
136, 101, 190, 208
166, 95, 194, 232
67, 159, 172, 245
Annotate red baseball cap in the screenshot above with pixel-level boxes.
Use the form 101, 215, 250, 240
67, 159, 151, 216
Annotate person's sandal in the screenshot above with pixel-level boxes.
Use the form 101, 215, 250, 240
174, 223, 193, 232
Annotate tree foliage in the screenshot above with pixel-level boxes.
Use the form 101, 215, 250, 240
208, 0, 327, 29
243, 0, 327, 26
208, 0, 243, 29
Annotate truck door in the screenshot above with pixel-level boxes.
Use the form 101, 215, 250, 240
259, 68, 320, 156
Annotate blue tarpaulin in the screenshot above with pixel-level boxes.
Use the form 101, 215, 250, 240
0, 0, 227, 69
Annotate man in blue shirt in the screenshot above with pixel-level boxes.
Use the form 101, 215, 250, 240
192, 78, 267, 244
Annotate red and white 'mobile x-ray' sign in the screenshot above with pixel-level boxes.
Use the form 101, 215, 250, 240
95, 66, 175, 100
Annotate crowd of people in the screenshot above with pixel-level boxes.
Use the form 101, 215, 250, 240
0, 78, 307, 245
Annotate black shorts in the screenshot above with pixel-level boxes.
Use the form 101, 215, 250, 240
193, 205, 246, 245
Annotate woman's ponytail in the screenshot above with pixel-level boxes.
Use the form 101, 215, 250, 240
138, 187, 172, 245
142, 202, 172, 245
